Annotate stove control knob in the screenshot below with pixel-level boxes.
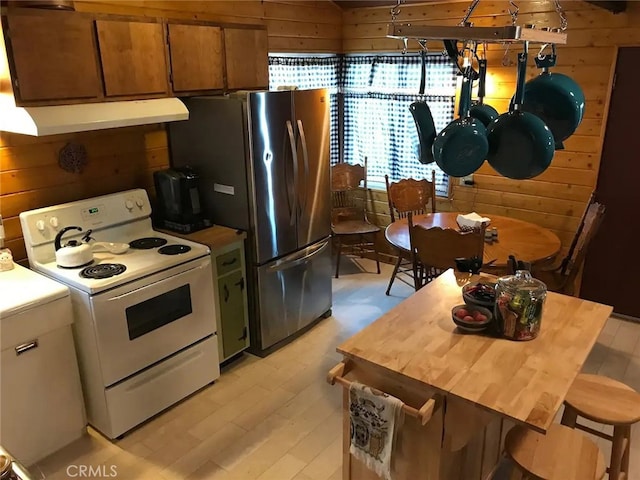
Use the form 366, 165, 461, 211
125, 200, 134, 211
135, 198, 144, 208
49, 217, 59, 228
36, 220, 45, 231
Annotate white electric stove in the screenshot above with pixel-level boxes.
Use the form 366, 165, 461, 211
20, 189, 220, 439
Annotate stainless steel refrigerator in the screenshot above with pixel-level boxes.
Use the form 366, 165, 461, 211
168, 90, 332, 355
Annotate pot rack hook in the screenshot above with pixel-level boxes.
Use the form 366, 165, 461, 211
417, 38, 428, 51
501, 1, 519, 66
402, 37, 408, 54
537, 39, 553, 59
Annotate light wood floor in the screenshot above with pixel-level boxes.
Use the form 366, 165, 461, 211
33, 259, 640, 480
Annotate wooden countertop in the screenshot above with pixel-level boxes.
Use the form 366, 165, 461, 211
336, 269, 613, 433
158, 225, 246, 251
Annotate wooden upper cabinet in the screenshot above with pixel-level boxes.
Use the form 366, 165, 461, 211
4, 11, 101, 103
168, 24, 224, 93
96, 20, 169, 97
224, 28, 269, 90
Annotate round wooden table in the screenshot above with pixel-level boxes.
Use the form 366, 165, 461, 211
385, 212, 561, 270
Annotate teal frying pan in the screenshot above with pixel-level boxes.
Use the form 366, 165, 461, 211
410, 102, 437, 164
519, 44, 585, 150
432, 69, 488, 178
410, 49, 437, 164
487, 45, 555, 180
469, 59, 499, 127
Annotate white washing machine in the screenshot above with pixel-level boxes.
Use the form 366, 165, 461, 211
0, 263, 86, 466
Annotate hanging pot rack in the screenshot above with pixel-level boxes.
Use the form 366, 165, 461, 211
387, 24, 567, 45
386, 0, 568, 46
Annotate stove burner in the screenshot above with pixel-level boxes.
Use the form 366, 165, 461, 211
129, 237, 168, 249
158, 244, 192, 255
80, 263, 127, 279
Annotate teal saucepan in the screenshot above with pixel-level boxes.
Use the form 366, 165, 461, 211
487, 46, 555, 180
519, 49, 585, 150
433, 71, 488, 178
469, 59, 499, 127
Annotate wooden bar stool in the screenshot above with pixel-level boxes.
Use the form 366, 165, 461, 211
561, 374, 640, 480
505, 424, 606, 480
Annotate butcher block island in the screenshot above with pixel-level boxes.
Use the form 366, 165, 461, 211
331, 269, 613, 480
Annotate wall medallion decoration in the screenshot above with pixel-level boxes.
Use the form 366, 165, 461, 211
58, 142, 88, 174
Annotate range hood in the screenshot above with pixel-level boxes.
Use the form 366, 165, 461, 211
0, 98, 189, 136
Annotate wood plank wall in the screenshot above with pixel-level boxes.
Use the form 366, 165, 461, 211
344, 0, 640, 254
0, 1, 342, 263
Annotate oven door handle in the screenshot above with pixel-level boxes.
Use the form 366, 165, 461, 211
102, 261, 210, 301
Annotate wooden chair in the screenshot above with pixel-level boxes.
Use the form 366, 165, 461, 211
408, 212, 485, 290
384, 171, 436, 295
331, 159, 381, 278
561, 374, 640, 480
531, 199, 605, 296
504, 424, 606, 480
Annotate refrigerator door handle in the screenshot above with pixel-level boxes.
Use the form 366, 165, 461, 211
297, 119, 310, 217
286, 120, 298, 227
268, 240, 329, 272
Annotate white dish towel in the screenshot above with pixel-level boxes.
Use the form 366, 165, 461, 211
349, 382, 404, 480
456, 212, 491, 230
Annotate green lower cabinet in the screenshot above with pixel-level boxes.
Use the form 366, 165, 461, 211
218, 269, 248, 359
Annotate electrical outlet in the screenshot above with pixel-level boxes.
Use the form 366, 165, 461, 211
460, 174, 474, 186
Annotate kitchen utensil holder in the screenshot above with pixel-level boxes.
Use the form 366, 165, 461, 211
327, 361, 438, 426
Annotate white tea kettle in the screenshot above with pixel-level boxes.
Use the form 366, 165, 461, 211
54, 226, 94, 268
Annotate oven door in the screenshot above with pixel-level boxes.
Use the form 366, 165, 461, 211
90, 257, 217, 387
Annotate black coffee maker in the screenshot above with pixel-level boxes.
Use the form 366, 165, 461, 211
153, 167, 211, 233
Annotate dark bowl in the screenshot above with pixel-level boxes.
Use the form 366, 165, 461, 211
462, 282, 497, 308
451, 304, 493, 332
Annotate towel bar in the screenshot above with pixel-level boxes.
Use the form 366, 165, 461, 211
327, 361, 437, 426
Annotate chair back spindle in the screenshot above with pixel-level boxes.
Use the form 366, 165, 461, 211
564, 201, 606, 283
561, 191, 596, 276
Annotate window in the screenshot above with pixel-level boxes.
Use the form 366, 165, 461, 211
268, 55, 341, 164
268, 54, 457, 197
342, 55, 456, 196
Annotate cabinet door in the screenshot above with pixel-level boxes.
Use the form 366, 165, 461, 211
96, 20, 169, 97
168, 24, 224, 93
5, 12, 101, 102
218, 270, 248, 359
224, 28, 268, 90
